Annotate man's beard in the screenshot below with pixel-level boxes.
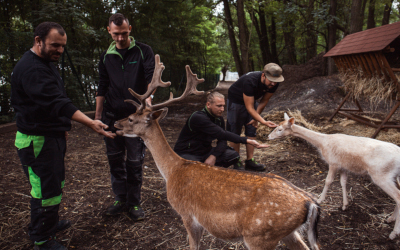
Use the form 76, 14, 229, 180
41, 43, 61, 62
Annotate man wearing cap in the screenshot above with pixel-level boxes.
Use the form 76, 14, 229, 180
226, 63, 284, 171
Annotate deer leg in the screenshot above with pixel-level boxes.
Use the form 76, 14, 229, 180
282, 231, 309, 250
181, 216, 204, 250
318, 165, 338, 204
388, 205, 398, 223
340, 170, 349, 210
371, 178, 400, 240
243, 235, 278, 250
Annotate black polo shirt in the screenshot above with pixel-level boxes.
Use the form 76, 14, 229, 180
228, 71, 279, 105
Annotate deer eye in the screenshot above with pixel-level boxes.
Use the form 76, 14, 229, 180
128, 118, 133, 123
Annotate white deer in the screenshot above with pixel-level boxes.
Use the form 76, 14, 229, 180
114, 55, 320, 250
268, 113, 400, 240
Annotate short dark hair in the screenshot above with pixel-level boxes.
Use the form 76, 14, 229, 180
34, 22, 65, 43
207, 91, 225, 103
109, 13, 129, 26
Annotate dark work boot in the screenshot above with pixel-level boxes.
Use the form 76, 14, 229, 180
34, 237, 66, 250
233, 159, 245, 170
128, 205, 145, 221
245, 158, 266, 171
55, 220, 71, 233
106, 201, 126, 216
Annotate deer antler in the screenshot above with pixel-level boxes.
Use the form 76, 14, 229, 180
124, 54, 171, 113
125, 54, 205, 113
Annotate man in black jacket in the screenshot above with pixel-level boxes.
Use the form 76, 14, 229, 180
174, 92, 267, 169
11, 22, 115, 250
95, 13, 155, 221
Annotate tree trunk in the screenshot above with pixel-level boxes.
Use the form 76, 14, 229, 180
269, 15, 279, 64
305, 0, 317, 62
327, 0, 338, 75
250, 6, 271, 66
282, 0, 296, 64
367, 0, 376, 29
349, 0, 363, 34
237, 0, 249, 75
382, 0, 394, 25
222, 0, 243, 76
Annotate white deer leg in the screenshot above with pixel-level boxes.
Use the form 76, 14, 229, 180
282, 231, 309, 250
340, 170, 349, 210
182, 215, 204, 250
388, 205, 398, 223
318, 166, 338, 204
371, 178, 400, 239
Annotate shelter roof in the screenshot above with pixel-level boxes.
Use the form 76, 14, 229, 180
324, 21, 400, 57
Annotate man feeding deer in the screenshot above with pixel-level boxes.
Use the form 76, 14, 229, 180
227, 63, 284, 171
95, 13, 155, 221
174, 91, 268, 169
11, 22, 115, 250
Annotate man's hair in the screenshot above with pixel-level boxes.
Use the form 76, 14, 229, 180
34, 22, 65, 43
207, 91, 225, 103
109, 13, 129, 26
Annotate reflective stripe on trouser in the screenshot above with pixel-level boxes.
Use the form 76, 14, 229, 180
104, 136, 145, 207
15, 132, 66, 242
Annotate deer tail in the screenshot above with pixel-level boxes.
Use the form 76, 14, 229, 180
306, 202, 320, 250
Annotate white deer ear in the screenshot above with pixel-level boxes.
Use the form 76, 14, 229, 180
150, 108, 168, 121
284, 113, 290, 120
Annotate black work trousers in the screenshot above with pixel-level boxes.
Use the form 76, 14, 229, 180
179, 146, 239, 168
15, 132, 65, 243
104, 136, 145, 207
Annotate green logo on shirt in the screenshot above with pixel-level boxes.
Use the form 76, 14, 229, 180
129, 61, 137, 64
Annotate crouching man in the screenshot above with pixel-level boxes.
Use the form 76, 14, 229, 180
174, 92, 267, 169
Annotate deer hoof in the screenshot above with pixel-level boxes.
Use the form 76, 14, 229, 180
342, 205, 347, 211
317, 198, 323, 204
389, 231, 398, 240
387, 215, 396, 223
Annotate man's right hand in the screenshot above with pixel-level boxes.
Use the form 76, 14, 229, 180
90, 120, 116, 139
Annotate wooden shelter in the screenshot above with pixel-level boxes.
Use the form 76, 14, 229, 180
324, 21, 400, 138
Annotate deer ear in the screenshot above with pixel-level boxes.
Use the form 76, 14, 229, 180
150, 108, 168, 121
284, 113, 290, 120
288, 117, 295, 125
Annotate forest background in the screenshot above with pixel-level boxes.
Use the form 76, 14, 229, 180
0, 0, 399, 124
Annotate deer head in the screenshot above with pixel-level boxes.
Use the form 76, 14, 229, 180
268, 113, 295, 140
114, 54, 205, 137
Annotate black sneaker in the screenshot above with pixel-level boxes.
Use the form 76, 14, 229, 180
34, 238, 66, 250
128, 205, 145, 221
55, 220, 71, 233
106, 201, 125, 216
245, 158, 266, 171
233, 159, 245, 170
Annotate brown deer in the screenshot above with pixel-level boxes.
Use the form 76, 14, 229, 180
114, 55, 320, 250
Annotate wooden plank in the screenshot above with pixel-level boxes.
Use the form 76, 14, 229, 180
371, 100, 400, 138
358, 54, 373, 77
329, 92, 351, 121
355, 54, 370, 77
378, 52, 400, 93
337, 111, 378, 128
392, 68, 400, 72
374, 52, 391, 82
367, 52, 383, 78
362, 53, 376, 76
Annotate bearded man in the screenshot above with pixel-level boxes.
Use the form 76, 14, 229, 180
11, 22, 115, 249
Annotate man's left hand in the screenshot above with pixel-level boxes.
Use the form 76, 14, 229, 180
91, 120, 116, 138
204, 155, 216, 166
263, 120, 277, 128
247, 119, 258, 128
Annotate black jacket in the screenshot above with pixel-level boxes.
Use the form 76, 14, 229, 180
97, 37, 155, 119
11, 50, 78, 137
174, 107, 247, 157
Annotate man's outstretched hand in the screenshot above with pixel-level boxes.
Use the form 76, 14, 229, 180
247, 139, 269, 148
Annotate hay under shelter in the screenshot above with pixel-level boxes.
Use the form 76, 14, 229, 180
324, 21, 400, 138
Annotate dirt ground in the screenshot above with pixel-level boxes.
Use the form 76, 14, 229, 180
2, 66, 400, 249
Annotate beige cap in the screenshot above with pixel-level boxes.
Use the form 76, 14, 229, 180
264, 63, 284, 82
